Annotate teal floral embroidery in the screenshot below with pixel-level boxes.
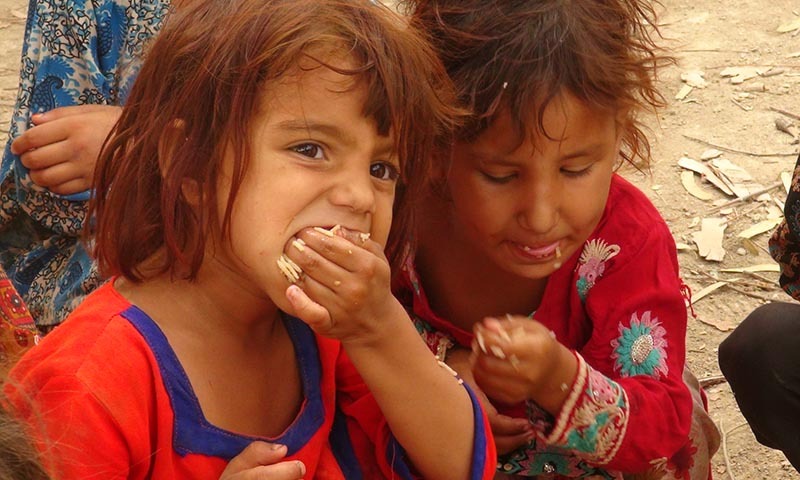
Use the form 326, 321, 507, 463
575, 238, 620, 301
566, 412, 607, 452
611, 311, 669, 379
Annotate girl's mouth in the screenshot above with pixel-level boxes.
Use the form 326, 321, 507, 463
509, 240, 561, 262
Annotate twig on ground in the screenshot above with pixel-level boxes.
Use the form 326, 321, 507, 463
699, 375, 728, 388
682, 134, 797, 157
707, 181, 784, 213
696, 271, 773, 292
770, 106, 800, 122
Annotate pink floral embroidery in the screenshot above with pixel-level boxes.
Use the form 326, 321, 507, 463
576, 238, 620, 300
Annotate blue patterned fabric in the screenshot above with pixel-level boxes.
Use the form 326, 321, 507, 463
0, 0, 170, 328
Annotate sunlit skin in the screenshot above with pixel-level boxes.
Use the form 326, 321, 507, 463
416, 89, 625, 452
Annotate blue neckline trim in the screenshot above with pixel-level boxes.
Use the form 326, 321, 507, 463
121, 305, 325, 459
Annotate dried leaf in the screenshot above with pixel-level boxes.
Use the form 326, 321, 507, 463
691, 217, 727, 262
777, 16, 800, 33
740, 237, 761, 255
692, 281, 727, 303
675, 242, 694, 251
720, 264, 780, 273
678, 157, 734, 196
681, 171, 713, 200
737, 218, 783, 239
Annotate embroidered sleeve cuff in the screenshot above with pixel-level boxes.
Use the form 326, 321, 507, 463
543, 353, 629, 465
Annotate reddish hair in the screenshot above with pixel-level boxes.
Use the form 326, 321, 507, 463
400, 0, 674, 169
89, 0, 459, 281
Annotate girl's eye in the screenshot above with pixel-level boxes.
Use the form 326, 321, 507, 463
562, 164, 593, 178
481, 171, 517, 184
291, 143, 324, 159
370, 162, 400, 181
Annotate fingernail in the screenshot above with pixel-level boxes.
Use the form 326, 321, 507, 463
296, 461, 306, 475
270, 443, 286, 451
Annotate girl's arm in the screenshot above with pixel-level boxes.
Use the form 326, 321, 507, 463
285, 227, 495, 480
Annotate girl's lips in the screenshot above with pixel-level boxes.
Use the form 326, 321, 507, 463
509, 240, 560, 261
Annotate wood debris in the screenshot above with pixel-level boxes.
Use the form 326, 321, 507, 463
691, 217, 727, 262
708, 158, 762, 198
675, 84, 693, 101
720, 66, 763, 84
678, 156, 734, 196
700, 149, 723, 161
782, 170, 793, 193
720, 264, 780, 273
680, 70, 707, 88
775, 117, 800, 143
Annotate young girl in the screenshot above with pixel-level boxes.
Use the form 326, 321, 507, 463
4, 0, 496, 478
396, 0, 720, 478
0, 0, 171, 328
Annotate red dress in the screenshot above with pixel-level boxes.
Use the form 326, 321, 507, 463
5, 282, 496, 479
396, 175, 718, 479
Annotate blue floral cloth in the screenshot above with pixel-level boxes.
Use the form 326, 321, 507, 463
0, 0, 169, 328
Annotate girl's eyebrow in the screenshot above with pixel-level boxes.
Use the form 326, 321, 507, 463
275, 119, 395, 157
275, 119, 358, 147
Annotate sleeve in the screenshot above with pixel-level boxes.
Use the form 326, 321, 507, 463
541, 227, 693, 472
333, 349, 496, 480
4, 373, 132, 479
770, 154, 800, 299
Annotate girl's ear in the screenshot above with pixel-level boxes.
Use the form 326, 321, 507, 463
159, 118, 202, 207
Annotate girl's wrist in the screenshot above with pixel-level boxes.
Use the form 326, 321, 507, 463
530, 345, 579, 415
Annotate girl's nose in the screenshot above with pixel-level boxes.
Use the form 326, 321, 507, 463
516, 183, 559, 234
329, 170, 375, 214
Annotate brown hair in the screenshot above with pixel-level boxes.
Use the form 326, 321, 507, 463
0, 407, 49, 480
89, 0, 459, 280
400, 0, 674, 168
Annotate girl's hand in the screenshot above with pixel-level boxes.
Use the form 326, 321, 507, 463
470, 315, 578, 414
12, 105, 122, 195
283, 226, 404, 346
448, 348, 533, 455
219, 442, 305, 480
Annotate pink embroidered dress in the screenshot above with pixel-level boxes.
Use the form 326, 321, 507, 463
396, 175, 719, 479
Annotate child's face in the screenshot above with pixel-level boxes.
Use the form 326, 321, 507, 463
214, 60, 399, 306
446, 90, 621, 280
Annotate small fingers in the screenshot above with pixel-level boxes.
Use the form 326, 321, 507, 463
489, 413, 531, 437
28, 163, 83, 189
285, 284, 331, 331
495, 431, 536, 456
223, 442, 288, 474
12, 122, 69, 156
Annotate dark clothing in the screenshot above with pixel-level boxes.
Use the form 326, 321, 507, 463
719, 153, 800, 471
719, 302, 800, 470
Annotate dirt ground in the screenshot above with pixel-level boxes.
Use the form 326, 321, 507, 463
0, 0, 797, 479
